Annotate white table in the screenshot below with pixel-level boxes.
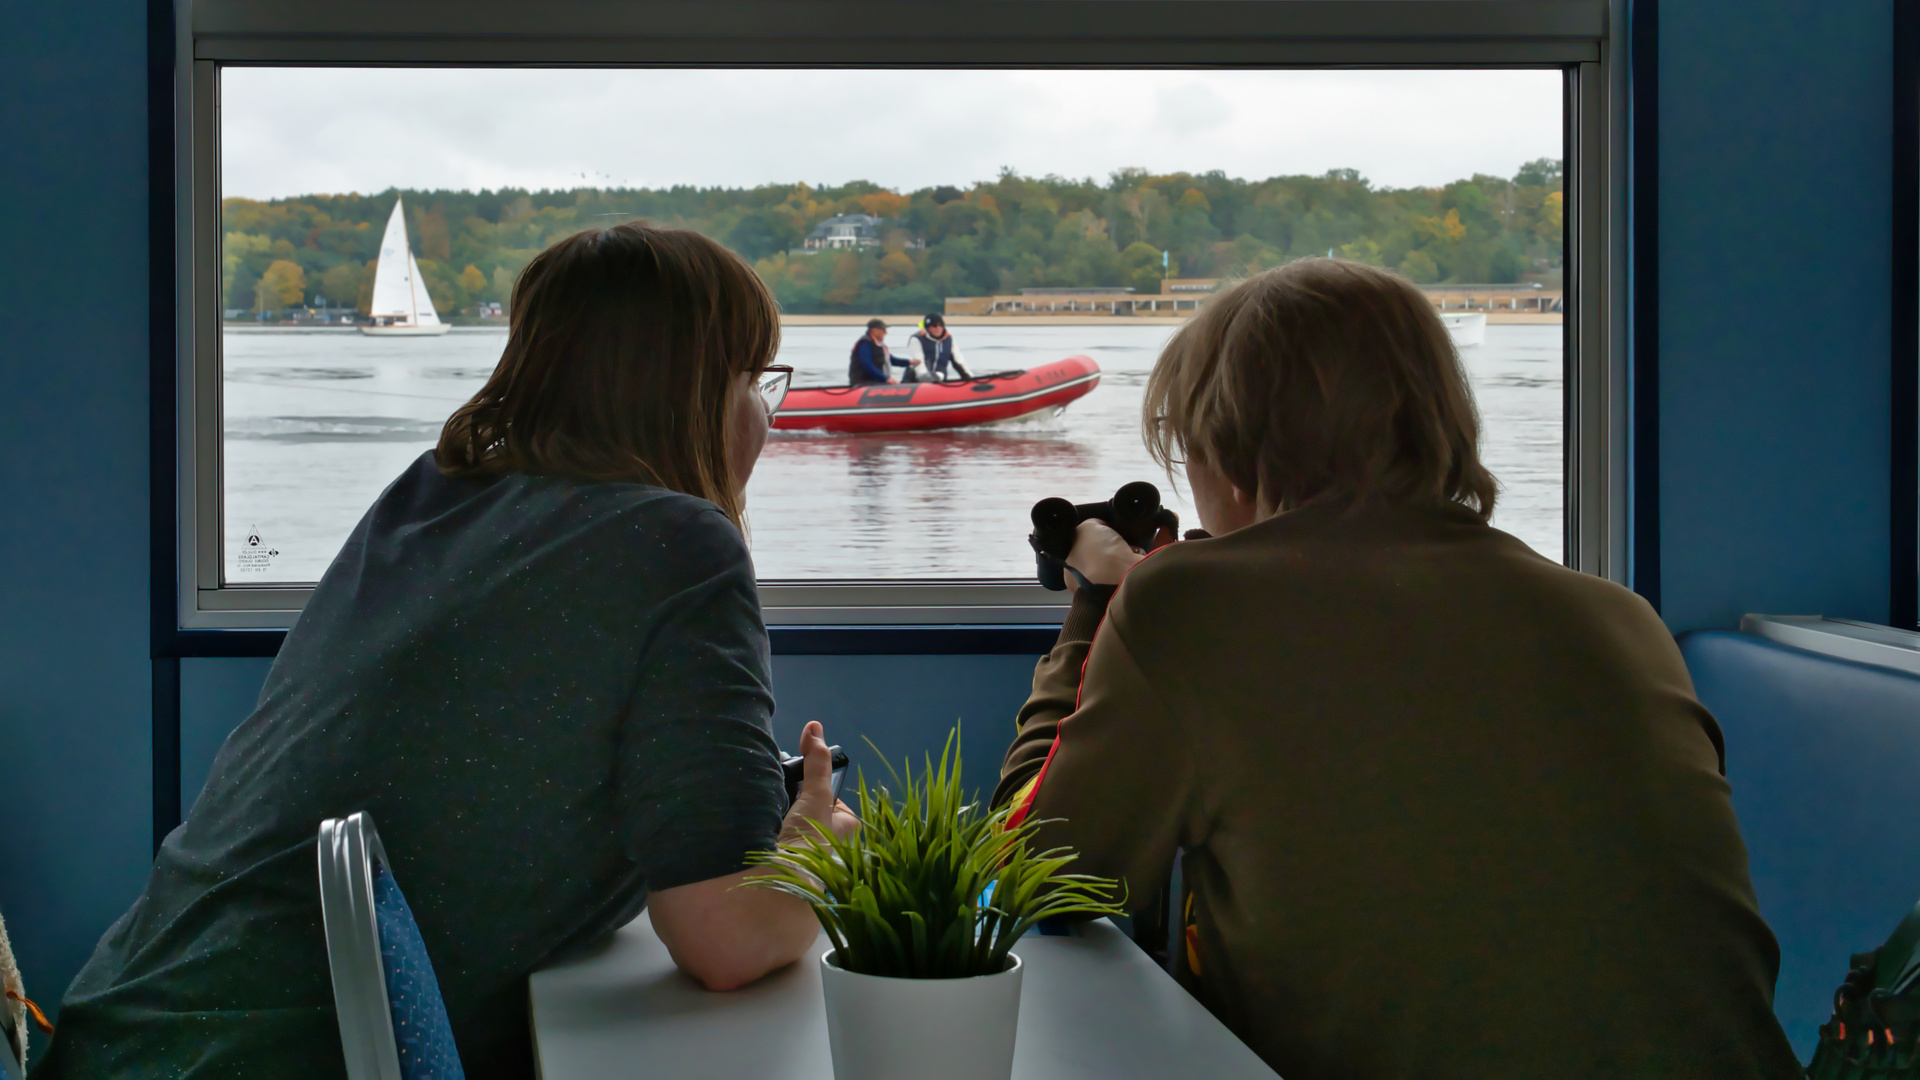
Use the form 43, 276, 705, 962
530, 912, 1280, 1079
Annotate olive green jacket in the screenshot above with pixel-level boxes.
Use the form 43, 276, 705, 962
995, 500, 1801, 1080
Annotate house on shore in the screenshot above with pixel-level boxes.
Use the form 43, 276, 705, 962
803, 213, 885, 250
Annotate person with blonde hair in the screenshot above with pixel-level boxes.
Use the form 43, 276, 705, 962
37, 224, 851, 1080
994, 258, 1801, 1079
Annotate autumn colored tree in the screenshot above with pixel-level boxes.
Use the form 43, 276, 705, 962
876, 250, 916, 287
257, 259, 306, 311
858, 191, 910, 219
459, 264, 487, 294
1415, 208, 1467, 245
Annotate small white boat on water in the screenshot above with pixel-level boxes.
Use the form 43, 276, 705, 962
1439, 310, 1487, 348
360, 196, 449, 337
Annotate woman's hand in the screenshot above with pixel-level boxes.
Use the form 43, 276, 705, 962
1065, 519, 1148, 593
780, 720, 859, 845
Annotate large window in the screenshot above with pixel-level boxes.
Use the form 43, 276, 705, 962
176, 2, 1622, 632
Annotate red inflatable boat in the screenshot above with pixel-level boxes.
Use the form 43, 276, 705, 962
771, 356, 1102, 434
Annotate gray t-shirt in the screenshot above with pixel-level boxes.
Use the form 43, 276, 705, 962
36, 453, 786, 1080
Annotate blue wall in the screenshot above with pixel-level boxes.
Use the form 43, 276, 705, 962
179, 655, 1039, 818
769, 655, 1041, 789
1657, 0, 1895, 632
0, 0, 155, 1038
180, 659, 275, 812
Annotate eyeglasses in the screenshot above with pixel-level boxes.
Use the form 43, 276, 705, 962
758, 365, 794, 418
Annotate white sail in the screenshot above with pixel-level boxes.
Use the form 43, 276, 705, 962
368, 198, 418, 319
406, 249, 442, 326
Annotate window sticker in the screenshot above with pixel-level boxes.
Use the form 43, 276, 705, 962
233, 525, 281, 575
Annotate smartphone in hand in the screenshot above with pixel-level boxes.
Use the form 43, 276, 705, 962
780, 744, 850, 810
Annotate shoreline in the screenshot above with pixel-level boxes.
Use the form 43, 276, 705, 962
225, 311, 1561, 332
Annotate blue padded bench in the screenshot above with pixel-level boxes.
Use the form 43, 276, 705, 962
1679, 630, 1920, 1060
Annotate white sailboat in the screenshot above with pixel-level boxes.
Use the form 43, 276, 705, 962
360, 196, 450, 336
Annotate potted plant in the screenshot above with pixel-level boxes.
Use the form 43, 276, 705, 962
746, 730, 1127, 1080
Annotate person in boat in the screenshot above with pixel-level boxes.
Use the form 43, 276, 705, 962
849, 317, 903, 385
993, 258, 1802, 1079
903, 313, 972, 382
35, 223, 858, 1080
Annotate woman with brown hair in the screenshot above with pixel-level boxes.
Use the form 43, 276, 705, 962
37, 224, 852, 1079
994, 259, 1802, 1078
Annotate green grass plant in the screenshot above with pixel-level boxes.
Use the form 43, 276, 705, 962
745, 728, 1127, 979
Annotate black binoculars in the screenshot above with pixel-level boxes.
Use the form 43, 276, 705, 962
1028, 481, 1181, 591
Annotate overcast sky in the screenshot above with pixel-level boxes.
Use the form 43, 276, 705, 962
222, 68, 1562, 199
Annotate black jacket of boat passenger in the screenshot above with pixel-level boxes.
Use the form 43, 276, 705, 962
994, 500, 1803, 1080
34, 451, 787, 1080
849, 337, 892, 384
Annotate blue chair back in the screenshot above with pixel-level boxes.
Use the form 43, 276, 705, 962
318, 813, 466, 1080
1680, 631, 1920, 1060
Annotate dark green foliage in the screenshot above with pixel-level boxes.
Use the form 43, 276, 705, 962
745, 729, 1127, 980
222, 162, 1563, 316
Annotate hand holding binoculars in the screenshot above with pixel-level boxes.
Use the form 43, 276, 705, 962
1028, 481, 1187, 592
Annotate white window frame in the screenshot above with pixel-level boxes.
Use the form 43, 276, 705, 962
173, 0, 1625, 632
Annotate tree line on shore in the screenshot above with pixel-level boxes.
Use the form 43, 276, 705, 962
222, 160, 1563, 319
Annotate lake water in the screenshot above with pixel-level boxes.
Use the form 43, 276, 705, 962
222, 322, 1563, 584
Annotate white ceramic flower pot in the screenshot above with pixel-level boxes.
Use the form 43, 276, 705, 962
819, 950, 1024, 1080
